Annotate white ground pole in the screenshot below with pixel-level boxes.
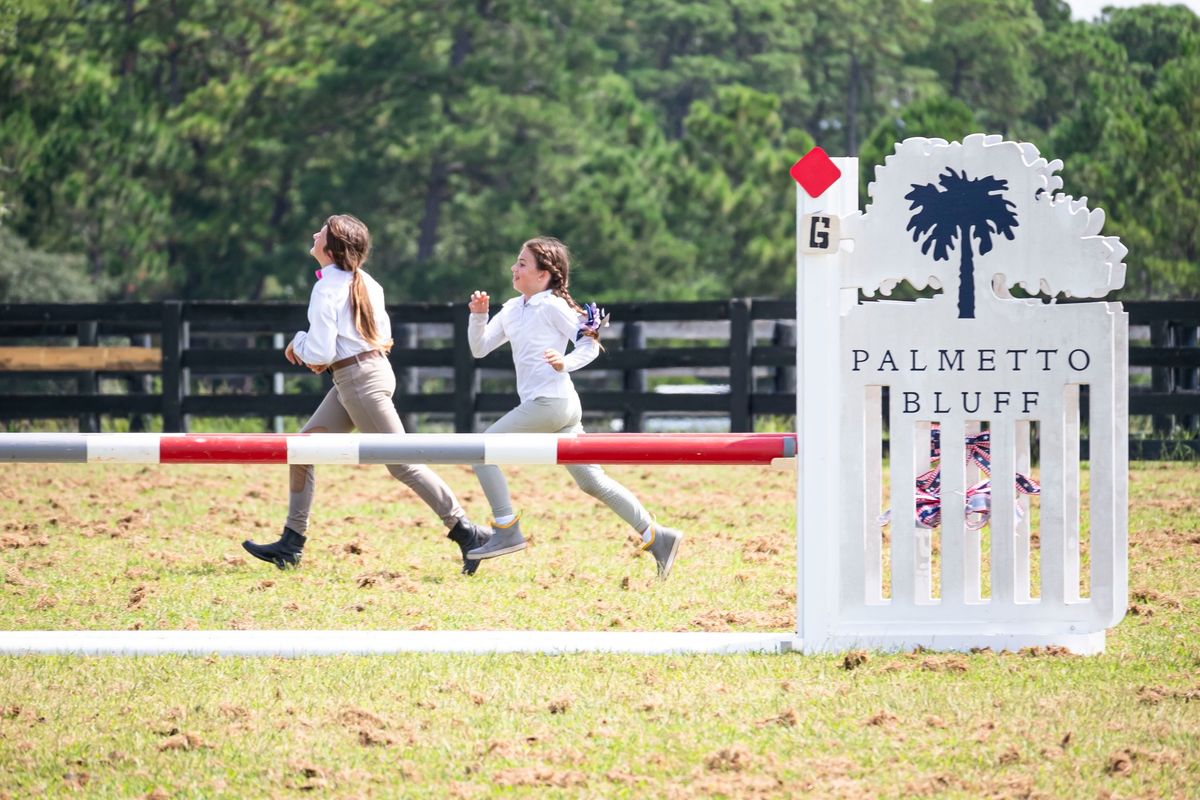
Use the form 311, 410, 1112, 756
0, 631, 794, 657
795, 158, 857, 655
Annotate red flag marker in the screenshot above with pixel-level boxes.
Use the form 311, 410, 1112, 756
790, 147, 842, 198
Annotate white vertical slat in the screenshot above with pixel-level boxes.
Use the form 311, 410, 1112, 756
961, 420, 983, 602
841, 387, 868, 611
1039, 395, 1067, 610
1014, 420, 1033, 603
939, 419, 966, 608
1091, 376, 1117, 618
914, 423, 936, 604
889, 409, 917, 609
1108, 306, 1130, 624
1063, 385, 1082, 603
989, 419, 1016, 607
864, 386, 884, 604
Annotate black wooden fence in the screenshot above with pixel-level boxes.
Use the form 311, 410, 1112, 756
1, 299, 1197, 458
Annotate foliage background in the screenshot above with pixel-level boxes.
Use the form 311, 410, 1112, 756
1, 0, 1197, 304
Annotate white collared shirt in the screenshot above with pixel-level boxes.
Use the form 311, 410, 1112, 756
290, 266, 390, 366
468, 290, 599, 402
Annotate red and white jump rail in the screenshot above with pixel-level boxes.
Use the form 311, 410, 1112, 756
0, 432, 796, 466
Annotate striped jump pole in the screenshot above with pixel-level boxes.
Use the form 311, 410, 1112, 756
0, 432, 797, 466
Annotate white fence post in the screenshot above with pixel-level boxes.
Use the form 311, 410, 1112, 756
794, 151, 858, 652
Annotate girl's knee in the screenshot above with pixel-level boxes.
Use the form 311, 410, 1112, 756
387, 463, 423, 484
570, 470, 606, 498
474, 464, 506, 482
289, 464, 313, 493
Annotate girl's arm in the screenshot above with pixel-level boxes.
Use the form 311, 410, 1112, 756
467, 291, 508, 357
558, 334, 599, 372
291, 287, 338, 366
546, 302, 600, 372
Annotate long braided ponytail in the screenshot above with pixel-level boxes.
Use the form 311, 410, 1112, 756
523, 236, 604, 347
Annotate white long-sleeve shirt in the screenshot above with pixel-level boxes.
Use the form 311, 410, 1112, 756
290, 266, 390, 366
468, 290, 599, 402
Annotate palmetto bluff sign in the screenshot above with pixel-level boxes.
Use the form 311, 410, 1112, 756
793, 134, 1129, 654
840, 136, 1126, 422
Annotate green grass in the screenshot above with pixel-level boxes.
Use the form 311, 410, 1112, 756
1, 461, 1198, 798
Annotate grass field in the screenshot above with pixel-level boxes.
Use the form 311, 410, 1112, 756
1, 460, 1198, 798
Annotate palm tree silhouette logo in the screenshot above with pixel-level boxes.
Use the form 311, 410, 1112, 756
904, 168, 1019, 319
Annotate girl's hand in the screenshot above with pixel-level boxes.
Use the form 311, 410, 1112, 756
468, 291, 490, 314
285, 342, 304, 366
543, 348, 565, 372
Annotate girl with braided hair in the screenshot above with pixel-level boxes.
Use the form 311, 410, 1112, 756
464, 236, 684, 579
242, 214, 492, 575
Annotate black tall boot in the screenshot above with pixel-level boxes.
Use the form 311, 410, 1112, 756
242, 527, 306, 569
447, 519, 490, 576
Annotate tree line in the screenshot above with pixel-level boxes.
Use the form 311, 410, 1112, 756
1, 0, 1196, 305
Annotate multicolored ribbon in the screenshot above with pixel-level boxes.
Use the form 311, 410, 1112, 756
882, 424, 1040, 530
577, 302, 610, 340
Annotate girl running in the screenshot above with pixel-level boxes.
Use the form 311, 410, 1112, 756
242, 214, 491, 574
464, 236, 683, 579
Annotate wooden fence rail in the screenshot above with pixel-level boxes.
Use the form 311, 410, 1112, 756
1, 299, 1197, 458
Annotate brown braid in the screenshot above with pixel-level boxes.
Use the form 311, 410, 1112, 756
326, 214, 392, 353
523, 236, 602, 346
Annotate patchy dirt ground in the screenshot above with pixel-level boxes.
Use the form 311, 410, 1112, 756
0, 461, 799, 631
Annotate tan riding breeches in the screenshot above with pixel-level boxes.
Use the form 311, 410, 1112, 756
286, 354, 465, 534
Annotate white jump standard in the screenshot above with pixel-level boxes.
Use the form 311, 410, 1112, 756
794, 136, 1128, 655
